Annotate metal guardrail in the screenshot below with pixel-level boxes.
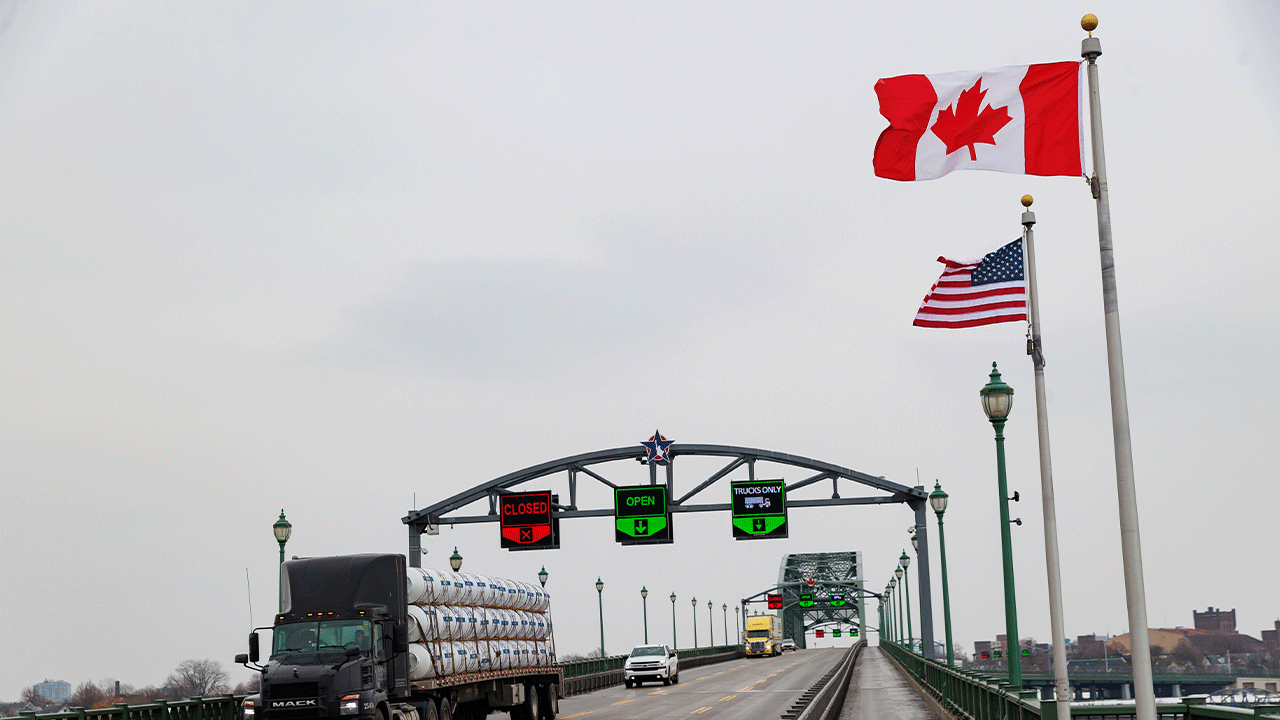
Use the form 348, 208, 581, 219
6, 696, 245, 720
786, 641, 865, 720
882, 641, 1280, 720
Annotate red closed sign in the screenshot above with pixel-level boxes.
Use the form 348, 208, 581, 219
499, 491, 555, 549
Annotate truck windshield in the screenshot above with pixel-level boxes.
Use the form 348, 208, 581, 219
273, 619, 373, 660
630, 647, 666, 657
746, 630, 771, 639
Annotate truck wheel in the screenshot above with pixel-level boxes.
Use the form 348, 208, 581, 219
538, 684, 558, 719
672, 671, 679, 684
437, 699, 451, 720
422, 702, 439, 720
661, 676, 670, 686
624, 679, 633, 689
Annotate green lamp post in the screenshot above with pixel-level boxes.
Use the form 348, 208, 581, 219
982, 361, 1021, 688
707, 600, 714, 647
900, 550, 913, 652
734, 605, 740, 644
691, 596, 698, 649
931, 481, 955, 665
449, 547, 463, 572
889, 577, 899, 643
722, 604, 728, 647
670, 592, 678, 649
538, 566, 548, 588
273, 510, 292, 612
596, 578, 605, 657
641, 586, 649, 644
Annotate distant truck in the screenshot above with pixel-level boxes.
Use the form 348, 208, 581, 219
236, 554, 562, 720
744, 614, 782, 657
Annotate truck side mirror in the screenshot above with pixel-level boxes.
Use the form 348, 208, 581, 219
393, 623, 409, 653
249, 632, 261, 664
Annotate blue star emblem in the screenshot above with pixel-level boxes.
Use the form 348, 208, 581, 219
640, 430, 674, 464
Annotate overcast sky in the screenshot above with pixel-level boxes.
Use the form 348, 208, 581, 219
2, 1, 1278, 701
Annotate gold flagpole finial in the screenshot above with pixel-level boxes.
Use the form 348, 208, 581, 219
1021, 195, 1034, 208
1081, 14, 1098, 36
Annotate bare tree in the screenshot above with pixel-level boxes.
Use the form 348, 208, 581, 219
69, 681, 106, 708
231, 675, 260, 695
165, 660, 230, 698
19, 686, 45, 706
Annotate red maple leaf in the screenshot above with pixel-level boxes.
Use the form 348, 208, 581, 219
930, 78, 1012, 161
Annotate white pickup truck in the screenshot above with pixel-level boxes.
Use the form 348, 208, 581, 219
623, 644, 680, 687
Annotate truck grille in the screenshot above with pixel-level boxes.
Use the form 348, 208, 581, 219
267, 683, 319, 700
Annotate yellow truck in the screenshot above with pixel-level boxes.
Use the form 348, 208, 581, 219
744, 614, 782, 657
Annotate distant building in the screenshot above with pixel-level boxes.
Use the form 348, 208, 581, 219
34, 680, 71, 704
1261, 620, 1280, 651
1194, 607, 1237, 632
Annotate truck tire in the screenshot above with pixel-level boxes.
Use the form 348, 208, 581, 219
538, 684, 558, 719
624, 679, 633, 689
671, 670, 679, 684
437, 698, 451, 720
422, 702, 439, 720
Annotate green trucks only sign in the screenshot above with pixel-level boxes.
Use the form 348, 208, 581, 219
730, 479, 788, 540
614, 485, 673, 545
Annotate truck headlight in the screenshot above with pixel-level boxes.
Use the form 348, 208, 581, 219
339, 695, 360, 716
242, 700, 255, 720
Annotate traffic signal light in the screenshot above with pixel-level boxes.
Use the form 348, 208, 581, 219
767, 593, 782, 609
980, 651, 990, 659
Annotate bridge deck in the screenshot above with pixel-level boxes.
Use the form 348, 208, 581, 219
839, 645, 943, 720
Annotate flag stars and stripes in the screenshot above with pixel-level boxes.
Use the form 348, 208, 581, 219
913, 239, 1027, 329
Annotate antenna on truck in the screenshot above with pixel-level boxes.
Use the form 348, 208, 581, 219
246, 568, 255, 631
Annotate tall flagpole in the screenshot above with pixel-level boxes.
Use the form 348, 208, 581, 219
1020, 196, 1071, 720
1081, 15, 1156, 720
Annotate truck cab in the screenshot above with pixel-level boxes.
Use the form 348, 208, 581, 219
623, 645, 679, 688
237, 555, 412, 720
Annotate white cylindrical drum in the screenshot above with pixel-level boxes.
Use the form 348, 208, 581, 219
453, 606, 474, 639
438, 606, 459, 640
442, 572, 464, 605
475, 641, 493, 673
459, 573, 479, 605
535, 641, 549, 666
496, 640, 513, 670
472, 575, 492, 606
449, 641, 471, 674
513, 582, 529, 610
408, 643, 436, 680
532, 613, 548, 640
474, 608, 491, 640
407, 605, 429, 642
406, 568, 432, 605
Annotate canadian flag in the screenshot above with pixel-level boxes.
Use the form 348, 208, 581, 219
873, 61, 1083, 181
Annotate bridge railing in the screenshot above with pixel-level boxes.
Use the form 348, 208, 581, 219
880, 641, 1280, 720
7, 696, 244, 720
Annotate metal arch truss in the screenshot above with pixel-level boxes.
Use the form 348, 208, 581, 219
401, 443, 926, 563
772, 552, 867, 649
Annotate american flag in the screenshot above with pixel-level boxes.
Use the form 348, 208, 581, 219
913, 238, 1027, 329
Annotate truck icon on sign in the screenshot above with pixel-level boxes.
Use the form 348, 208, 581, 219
744, 497, 771, 510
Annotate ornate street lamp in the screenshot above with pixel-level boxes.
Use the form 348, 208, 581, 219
707, 600, 714, 647
596, 578, 606, 657
722, 604, 728, 647
670, 592, 678, 649
691, 596, 698, 649
641, 587, 649, 644
931, 481, 954, 665
982, 361, 1021, 688
734, 605, 740, 644
538, 566, 548, 588
273, 510, 292, 612
900, 550, 913, 652
449, 547, 463, 572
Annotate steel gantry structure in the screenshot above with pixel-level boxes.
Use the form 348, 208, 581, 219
400, 441, 939, 659
778, 552, 865, 648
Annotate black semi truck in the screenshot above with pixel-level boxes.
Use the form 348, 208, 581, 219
236, 554, 561, 720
